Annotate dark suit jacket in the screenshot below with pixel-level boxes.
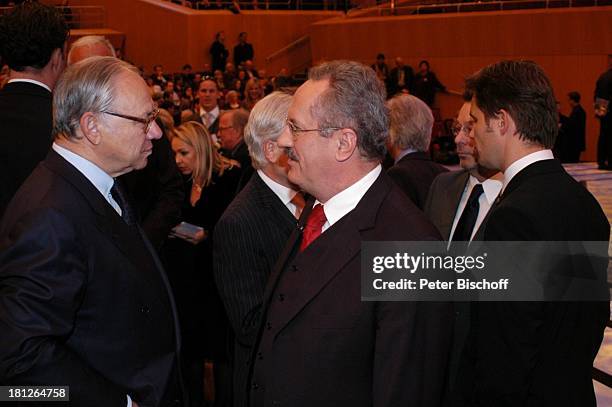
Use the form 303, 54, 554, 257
221, 141, 254, 193
0, 81, 53, 218
0, 150, 183, 407
249, 172, 453, 407
424, 170, 470, 240
388, 151, 449, 210
121, 135, 184, 250
457, 159, 610, 406
214, 172, 296, 407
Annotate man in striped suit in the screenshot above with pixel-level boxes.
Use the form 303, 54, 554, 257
214, 92, 302, 407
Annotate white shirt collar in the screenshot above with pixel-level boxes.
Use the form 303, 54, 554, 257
200, 105, 220, 121
52, 143, 119, 213
503, 149, 554, 192
257, 169, 299, 206
468, 173, 503, 205
318, 165, 382, 231
8, 78, 51, 93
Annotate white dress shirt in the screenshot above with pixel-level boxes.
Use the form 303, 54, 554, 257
7, 78, 51, 93
318, 165, 382, 233
199, 105, 219, 128
52, 143, 121, 216
448, 173, 503, 244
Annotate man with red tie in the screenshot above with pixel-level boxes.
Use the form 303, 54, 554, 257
248, 60, 453, 407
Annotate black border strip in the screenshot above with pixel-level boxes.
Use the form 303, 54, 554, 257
593, 367, 612, 388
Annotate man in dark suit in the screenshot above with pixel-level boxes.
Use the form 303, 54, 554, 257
233, 32, 254, 68
218, 108, 254, 191
0, 2, 69, 218
214, 92, 302, 407
0, 57, 183, 407
565, 91, 586, 163
249, 60, 453, 407
457, 60, 610, 406
386, 93, 448, 210
424, 92, 502, 405
425, 91, 502, 242
387, 57, 414, 97
196, 77, 222, 137
595, 55, 612, 169
66, 35, 184, 251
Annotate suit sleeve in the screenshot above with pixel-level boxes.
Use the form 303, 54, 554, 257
373, 301, 453, 407
0, 209, 127, 407
213, 215, 267, 347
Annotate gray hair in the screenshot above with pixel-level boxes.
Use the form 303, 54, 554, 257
221, 108, 250, 135
53, 56, 139, 139
67, 35, 116, 65
386, 94, 433, 152
244, 92, 292, 169
308, 60, 388, 160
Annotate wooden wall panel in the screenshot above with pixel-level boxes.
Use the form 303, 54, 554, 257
310, 7, 612, 160
66, 2, 611, 159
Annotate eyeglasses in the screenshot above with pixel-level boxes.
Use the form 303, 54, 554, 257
101, 108, 160, 133
286, 120, 342, 138
452, 121, 473, 137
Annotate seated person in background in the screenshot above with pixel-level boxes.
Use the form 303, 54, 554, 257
386, 93, 448, 209
166, 121, 242, 407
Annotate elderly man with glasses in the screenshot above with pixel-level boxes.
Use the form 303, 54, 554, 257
0, 57, 183, 407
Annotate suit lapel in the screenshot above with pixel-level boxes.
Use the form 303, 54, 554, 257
439, 171, 470, 240
269, 173, 391, 335
44, 150, 157, 268
251, 173, 296, 235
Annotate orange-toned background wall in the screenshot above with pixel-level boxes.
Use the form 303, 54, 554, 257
67, 1, 612, 160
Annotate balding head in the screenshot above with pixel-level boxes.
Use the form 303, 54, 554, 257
67, 36, 116, 65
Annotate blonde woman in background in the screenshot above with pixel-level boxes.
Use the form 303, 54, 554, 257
167, 121, 241, 407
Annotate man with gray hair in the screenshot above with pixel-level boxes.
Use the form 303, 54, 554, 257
218, 108, 254, 190
0, 57, 183, 407
67, 35, 116, 65
214, 91, 302, 407
67, 34, 185, 251
386, 93, 448, 209
249, 61, 452, 407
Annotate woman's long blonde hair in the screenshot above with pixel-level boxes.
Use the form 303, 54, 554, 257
172, 121, 235, 188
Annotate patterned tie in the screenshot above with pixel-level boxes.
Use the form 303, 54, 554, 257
290, 192, 306, 219
299, 203, 326, 252
110, 179, 137, 227
450, 184, 484, 248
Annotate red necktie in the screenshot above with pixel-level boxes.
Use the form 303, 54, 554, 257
299, 204, 326, 252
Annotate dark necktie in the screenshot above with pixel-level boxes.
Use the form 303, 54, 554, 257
450, 184, 484, 247
110, 180, 137, 227
299, 203, 326, 252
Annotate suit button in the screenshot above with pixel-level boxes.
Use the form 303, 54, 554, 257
252, 382, 259, 390
291, 264, 298, 272
266, 322, 272, 330
140, 306, 150, 314
278, 294, 285, 302
257, 352, 263, 360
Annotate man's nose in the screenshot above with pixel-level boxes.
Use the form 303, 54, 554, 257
277, 126, 293, 149
148, 121, 163, 140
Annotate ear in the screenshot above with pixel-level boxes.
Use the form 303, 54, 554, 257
79, 112, 103, 145
334, 128, 357, 162
496, 109, 512, 136
50, 46, 65, 72
262, 139, 279, 163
